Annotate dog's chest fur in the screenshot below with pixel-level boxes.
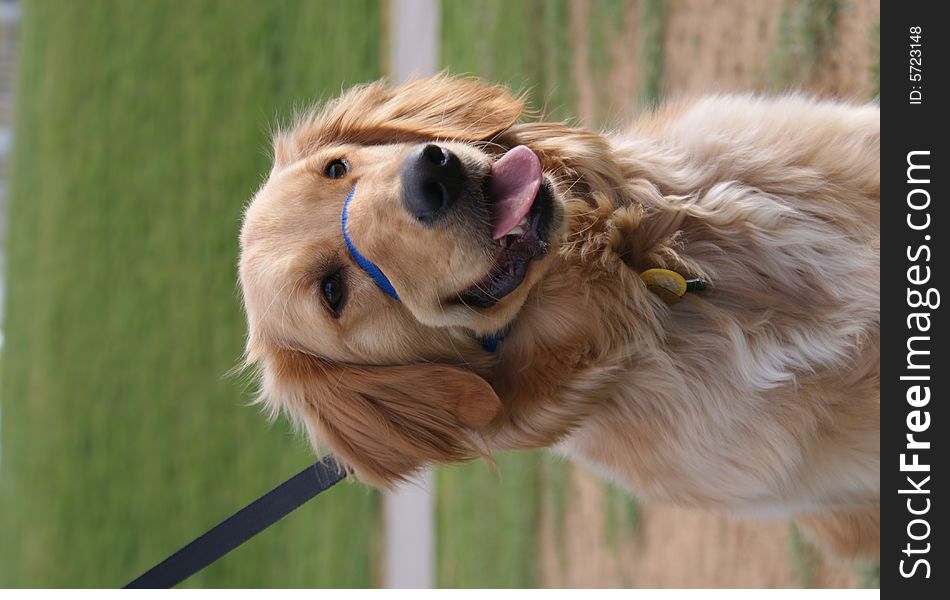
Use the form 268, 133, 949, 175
492, 94, 880, 516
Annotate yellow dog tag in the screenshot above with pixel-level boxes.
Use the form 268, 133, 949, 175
640, 268, 707, 304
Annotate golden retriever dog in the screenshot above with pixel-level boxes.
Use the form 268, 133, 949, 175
238, 75, 880, 558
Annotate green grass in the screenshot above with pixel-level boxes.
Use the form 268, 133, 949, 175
858, 561, 880, 588
1, 0, 382, 587
638, 0, 669, 105
543, 454, 571, 568
587, 0, 631, 122
441, 0, 576, 121
768, 0, 842, 89
788, 523, 819, 588
603, 482, 640, 548
436, 454, 543, 587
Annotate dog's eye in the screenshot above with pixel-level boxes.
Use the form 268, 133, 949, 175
321, 270, 347, 317
325, 158, 349, 179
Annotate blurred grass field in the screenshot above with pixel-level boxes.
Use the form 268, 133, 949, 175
1, 0, 879, 588
1, 0, 383, 587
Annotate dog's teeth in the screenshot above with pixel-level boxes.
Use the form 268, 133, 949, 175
503, 217, 530, 237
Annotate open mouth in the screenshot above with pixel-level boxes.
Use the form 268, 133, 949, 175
458, 146, 553, 309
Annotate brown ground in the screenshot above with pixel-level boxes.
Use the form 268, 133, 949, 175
541, 465, 862, 588
545, 0, 879, 588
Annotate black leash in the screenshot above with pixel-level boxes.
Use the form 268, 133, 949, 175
125, 455, 347, 588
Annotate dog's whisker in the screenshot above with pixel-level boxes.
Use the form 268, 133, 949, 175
277, 276, 307, 338
258, 274, 306, 326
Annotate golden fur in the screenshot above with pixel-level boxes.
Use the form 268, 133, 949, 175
238, 75, 880, 558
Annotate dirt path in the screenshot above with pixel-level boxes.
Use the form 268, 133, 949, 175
547, 0, 879, 588
542, 464, 863, 588
385, 0, 441, 588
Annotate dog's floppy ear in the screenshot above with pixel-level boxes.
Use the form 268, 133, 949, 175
274, 74, 524, 166
256, 345, 502, 487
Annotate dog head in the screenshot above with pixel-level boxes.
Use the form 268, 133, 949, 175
239, 75, 625, 486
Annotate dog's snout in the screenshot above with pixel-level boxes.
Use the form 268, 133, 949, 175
402, 144, 466, 223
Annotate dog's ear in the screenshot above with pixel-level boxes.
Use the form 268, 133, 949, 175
274, 74, 524, 166
256, 345, 502, 487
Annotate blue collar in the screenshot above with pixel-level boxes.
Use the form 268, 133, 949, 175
477, 323, 511, 353
342, 187, 504, 353
342, 188, 400, 301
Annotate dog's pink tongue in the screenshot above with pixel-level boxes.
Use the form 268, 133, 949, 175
490, 145, 542, 239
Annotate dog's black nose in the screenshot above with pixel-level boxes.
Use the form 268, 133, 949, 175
401, 144, 466, 223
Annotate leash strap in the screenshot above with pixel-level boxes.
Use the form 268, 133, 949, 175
124, 456, 347, 588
